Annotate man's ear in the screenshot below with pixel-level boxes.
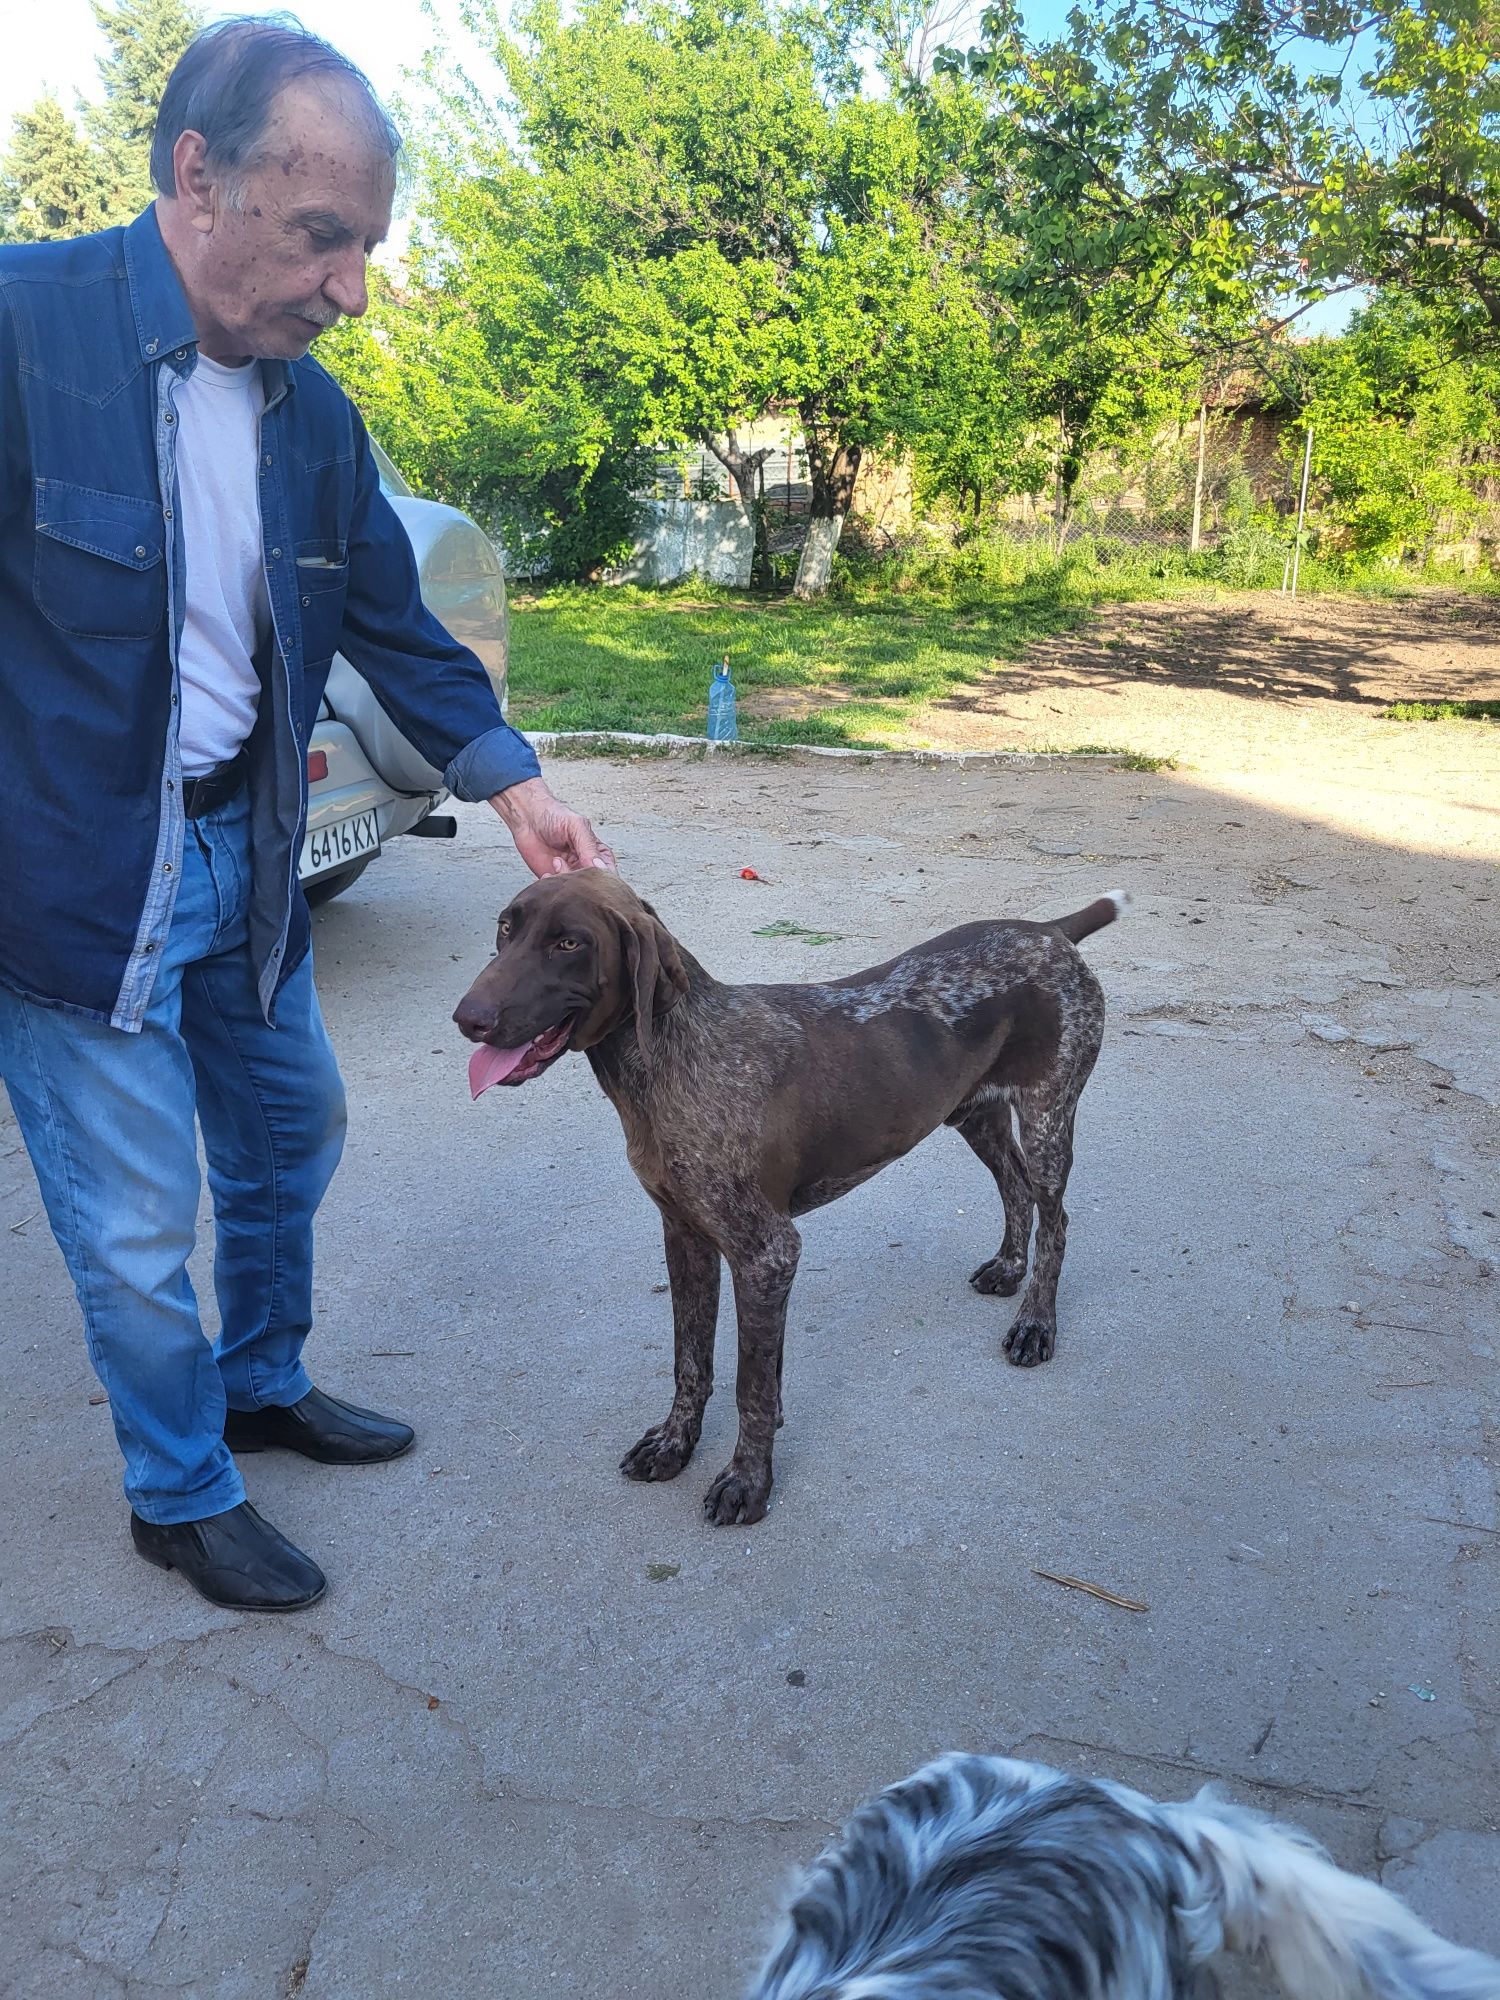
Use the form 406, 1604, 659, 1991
620, 911, 689, 1069
171, 129, 219, 231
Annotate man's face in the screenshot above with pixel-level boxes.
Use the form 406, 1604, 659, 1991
184, 76, 394, 363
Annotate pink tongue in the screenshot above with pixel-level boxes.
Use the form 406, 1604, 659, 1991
468, 1042, 531, 1098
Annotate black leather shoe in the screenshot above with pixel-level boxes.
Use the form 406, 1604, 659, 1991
223, 1386, 415, 1464
131, 1501, 326, 1611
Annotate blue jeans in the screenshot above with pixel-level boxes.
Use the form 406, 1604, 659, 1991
0, 790, 347, 1524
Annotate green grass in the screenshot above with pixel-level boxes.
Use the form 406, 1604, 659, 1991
506, 550, 1495, 751
506, 554, 1183, 750
1382, 699, 1500, 722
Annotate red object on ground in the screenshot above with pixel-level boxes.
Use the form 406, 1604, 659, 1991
740, 868, 762, 881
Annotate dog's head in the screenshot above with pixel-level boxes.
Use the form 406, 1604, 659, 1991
453, 871, 689, 1094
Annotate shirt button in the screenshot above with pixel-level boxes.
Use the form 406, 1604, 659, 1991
134, 545, 147, 558
144, 941, 157, 953
145, 339, 159, 354
163, 508, 173, 522
163, 412, 175, 425
301, 595, 311, 607
264, 454, 273, 467
163, 861, 173, 874
271, 547, 282, 560
175, 348, 187, 360
166, 779, 175, 791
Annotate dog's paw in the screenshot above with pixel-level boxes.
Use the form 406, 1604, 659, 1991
620, 1422, 698, 1483
971, 1254, 1027, 1298
1003, 1317, 1056, 1367
702, 1464, 771, 1527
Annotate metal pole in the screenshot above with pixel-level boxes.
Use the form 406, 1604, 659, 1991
1290, 424, 1313, 598
1189, 403, 1208, 554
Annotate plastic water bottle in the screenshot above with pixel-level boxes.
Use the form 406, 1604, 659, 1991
707, 655, 738, 741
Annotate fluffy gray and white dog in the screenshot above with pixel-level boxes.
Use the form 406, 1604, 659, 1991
747, 1755, 1500, 2000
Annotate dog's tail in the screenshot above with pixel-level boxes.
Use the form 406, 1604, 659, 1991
1051, 888, 1129, 945
1164, 1792, 1500, 2000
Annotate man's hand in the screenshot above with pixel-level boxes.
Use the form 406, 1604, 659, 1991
490, 777, 617, 878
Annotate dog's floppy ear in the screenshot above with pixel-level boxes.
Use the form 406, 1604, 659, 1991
620, 908, 689, 1069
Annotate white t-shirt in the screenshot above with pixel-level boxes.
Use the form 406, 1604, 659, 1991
174, 354, 269, 779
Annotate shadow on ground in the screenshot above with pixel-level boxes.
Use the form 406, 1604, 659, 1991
2, 744, 1497, 1998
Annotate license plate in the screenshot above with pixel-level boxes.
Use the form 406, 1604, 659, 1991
300, 808, 379, 882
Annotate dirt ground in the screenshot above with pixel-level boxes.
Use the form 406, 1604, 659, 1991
914, 591, 1498, 904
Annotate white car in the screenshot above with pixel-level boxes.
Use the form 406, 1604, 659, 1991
299, 441, 510, 904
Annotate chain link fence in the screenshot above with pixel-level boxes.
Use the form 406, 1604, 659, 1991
646, 412, 1500, 582
651, 421, 1298, 549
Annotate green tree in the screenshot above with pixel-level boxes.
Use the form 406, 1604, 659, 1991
957, 0, 1500, 339
0, 95, 111, 244
0, 0, 199, 245
943, 7, 1257, 539
86, 0, 203, 214
329, 0, 1000, 590
1290, 296, 1500, 562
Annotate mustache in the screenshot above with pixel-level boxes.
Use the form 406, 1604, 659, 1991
297, 302, 342, 330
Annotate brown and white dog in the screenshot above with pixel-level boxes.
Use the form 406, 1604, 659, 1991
454, 872, 1122, 1524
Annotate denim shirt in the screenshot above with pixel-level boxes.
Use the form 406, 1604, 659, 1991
0, 206, 539, 1032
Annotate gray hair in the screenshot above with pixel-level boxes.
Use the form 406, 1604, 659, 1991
150, 14, 401, 203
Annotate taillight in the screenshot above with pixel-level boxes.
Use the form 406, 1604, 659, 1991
307, 751, 329, 782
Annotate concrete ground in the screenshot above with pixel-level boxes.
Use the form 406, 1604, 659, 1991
3, 745, 1497, 1998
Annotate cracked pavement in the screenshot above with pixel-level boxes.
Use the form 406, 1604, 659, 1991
3, 748, 1498, 1996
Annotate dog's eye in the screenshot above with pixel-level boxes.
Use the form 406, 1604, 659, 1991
556, 936, 580, 952
498, 918, 512, 939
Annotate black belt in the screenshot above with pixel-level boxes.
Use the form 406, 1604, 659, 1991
182, 753, 248, 819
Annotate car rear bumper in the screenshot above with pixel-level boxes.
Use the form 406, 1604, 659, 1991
303, 722, 444, 883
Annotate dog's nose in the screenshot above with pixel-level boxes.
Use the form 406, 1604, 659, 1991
452, 995, 495, 1042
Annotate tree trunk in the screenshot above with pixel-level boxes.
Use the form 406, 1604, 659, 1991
703, 430, 773, 585
1189, 403, 1208, 554
794, 433, 861, 598
1053, 459, 1081, 554
1052, 408, 1075, 555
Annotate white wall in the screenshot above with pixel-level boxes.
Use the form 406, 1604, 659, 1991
606, 498, 755, 587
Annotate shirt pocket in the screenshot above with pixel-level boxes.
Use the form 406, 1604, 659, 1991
294, 540, 350, 666
33, 480, 167, 640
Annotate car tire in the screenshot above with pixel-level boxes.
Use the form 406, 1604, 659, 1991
305, 855, 375, 907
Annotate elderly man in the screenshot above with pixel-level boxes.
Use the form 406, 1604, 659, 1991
0, 20, 611, 1611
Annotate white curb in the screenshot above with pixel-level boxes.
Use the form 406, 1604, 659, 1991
522, 729, 1146, 768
